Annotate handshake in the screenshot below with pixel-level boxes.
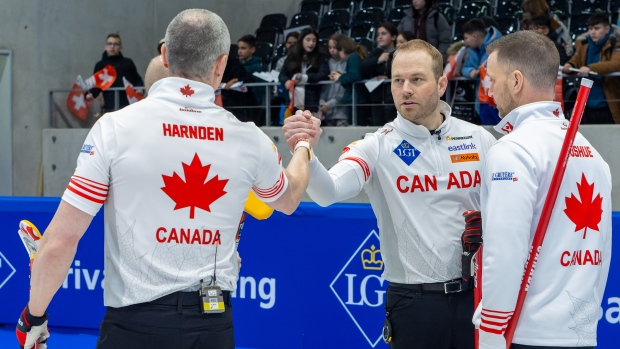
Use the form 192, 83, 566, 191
282, 110, 323, 154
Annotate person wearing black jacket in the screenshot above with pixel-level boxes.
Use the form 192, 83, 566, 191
221, 44, 260, 123
360, 22, 398, 126
85, 34, 144, 113
279, 28, 329, 113
524, 15, 570, 65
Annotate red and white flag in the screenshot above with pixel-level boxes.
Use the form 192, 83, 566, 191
84, 64, 117, 90
66, 75, 92, 120
122, 77, 144, 104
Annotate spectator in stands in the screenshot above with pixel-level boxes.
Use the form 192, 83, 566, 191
279, 28, 329, 113
461, 18, 502, 125
326, 34, 367, 126
524, 15, 569, 65
275, 32, 300, 72
521, 0, 573, 56
85, 33, 144, 113
396, 31, 415, 48
361, 22, 398, 125
397, 0, 452, 59
238, 34, 262, 76
563, 13, 620, 124
222, 44, 260, 123
319, 37, 347, 125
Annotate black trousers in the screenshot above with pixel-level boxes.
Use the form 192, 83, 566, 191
385, 283, 474, 349
582, 105, 615, 124
96, 291, 234, 349
511, 345, 594, 349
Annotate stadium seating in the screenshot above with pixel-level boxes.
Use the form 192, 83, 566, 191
289, 11, 320, 28
352, 8, 385, 26
255, 42, 275, 70
360, 0, 387, 10
495, 16, 521, 35
456, 1, 492, 19
259, 14, 288, 32
439, 3, 457, 26
388, 6, 409, 25
392, 0, 412, 8
321, 9, 352, 29
571, 0, 606, 14
350, 21, 376, 40
355, 37, 375, 52
255, 27, 281, 47
569, 13, 592, 42
300, 0, 325, 15
495, 1, 521, 17
330, 0, 355, 13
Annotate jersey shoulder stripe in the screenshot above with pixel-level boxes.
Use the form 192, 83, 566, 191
340, 157, 370, 181
253, 171, 286, 199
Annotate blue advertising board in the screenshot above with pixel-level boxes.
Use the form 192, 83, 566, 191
0, 197, 618, 348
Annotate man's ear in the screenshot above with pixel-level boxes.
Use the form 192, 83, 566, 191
250, 46, 256, 54
437, 75, 448, 97
161, 44, 169, 68
512, 70, 525, 94
210, 54, 229, 88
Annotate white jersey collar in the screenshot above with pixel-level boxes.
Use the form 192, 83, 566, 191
393, 100, 453, 139
494, 101, 565, 135
148, 77, 216, 107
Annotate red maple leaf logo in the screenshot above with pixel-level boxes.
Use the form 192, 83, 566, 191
180, 84, 195, 97
161, 153, 228, 218
564, 173, 603, 239
501, 122, 514, 134
553, 108, 560, 117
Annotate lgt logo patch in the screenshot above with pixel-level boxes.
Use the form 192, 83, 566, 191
330, 230, 386, 347
393, 140, 421, 166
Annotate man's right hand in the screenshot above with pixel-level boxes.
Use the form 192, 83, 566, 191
282, 110, 322, 152
469, 69, 479, 79
562, 63, 573, 73
84, 92, 94, 101
16, 305, 49, 349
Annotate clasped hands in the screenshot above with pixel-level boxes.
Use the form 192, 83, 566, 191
282, 109, 323, 153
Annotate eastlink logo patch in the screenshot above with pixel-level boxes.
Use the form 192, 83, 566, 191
492, 172, 517, 181
446, 135, 473, 141
81, 144, 95, 155
448, 143, 477, 152
393, 140, 421, 166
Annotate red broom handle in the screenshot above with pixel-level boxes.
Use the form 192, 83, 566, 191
503, 78, 593, 347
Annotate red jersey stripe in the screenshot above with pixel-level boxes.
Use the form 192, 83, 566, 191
340, 157, 370, 181
72, 175, 109, 189
70, 179, 108, 197
253, 172, 286, 199
67, 185, 106, 204
480, 325, 505, 335
253, 172, 285, 196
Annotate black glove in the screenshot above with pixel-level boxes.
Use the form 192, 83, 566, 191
16, 305, 49, 349
461, 210, 482, 290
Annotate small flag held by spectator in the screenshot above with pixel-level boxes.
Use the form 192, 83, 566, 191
123, 77, 144, 104
84, 64, 117, 90
66, 75, 92, 120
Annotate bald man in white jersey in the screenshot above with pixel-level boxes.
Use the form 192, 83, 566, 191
477, 30, 611, 349
16, 9, 316, 349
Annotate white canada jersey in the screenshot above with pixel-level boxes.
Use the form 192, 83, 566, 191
62, 77, 288, 307
333, 101, 496, 283
478, 102, 612, 348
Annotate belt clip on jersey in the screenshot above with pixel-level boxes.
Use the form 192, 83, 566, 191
199, 243, 225, 314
